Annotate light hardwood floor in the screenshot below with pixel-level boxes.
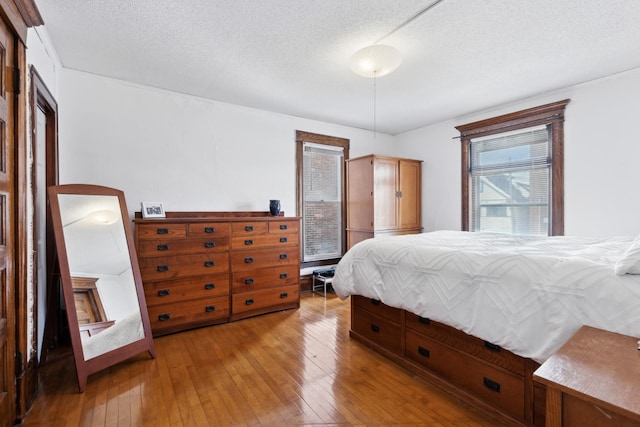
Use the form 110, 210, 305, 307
21, 293, 505, 426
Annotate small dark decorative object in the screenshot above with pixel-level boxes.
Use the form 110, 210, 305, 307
269, 199, 281, 216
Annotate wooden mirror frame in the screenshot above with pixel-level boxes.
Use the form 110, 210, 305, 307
48, 184, 156, 392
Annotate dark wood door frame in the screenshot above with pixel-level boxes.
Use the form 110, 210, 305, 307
17, 66, 58, 417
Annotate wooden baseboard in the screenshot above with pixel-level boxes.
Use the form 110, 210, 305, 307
300, 274, 312, 292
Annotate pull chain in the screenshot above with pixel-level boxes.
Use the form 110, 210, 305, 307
373, 70, 377, 139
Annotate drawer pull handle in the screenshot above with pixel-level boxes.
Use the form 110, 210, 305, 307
157, 244, 169, 251
280, 292, 288, 299
418, 346, 430, 358
370, 324, 380, 333
418, 316, 430, 325
204, 241, 216, 248
204, 283, 215, 290
279, 237, 288, 243
205, 305, 216, 313
279, 254, 288, 259
157, 265, 169, 272
244, 239, 254, 245
245, 257, 254, 263
244, 225, 254, 232
245, 278, 254, 285
279, 224, 288, 230
157, 228, 169, 235
157, 289, 170, 297
370, 299, 380, 306
204, 261, 215, 267
158, 313, 170, 321
279, 273, 288, 279
484, 341, 501, 352
245, 298, 254, 305
483, 377, 501, 393
204, 227, 215, 233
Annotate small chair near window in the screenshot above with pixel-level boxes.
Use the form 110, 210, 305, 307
312, 267, 336, 297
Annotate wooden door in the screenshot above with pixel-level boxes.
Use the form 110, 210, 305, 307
398, 160, 422, 229
0, 14, 17, 427
373, 157, 398, 230
346, 156, 374, 231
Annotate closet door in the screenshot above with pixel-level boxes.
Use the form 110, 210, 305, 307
0, 14, 17, 427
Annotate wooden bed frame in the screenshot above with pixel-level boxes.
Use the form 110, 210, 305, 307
350, 295, 546, 426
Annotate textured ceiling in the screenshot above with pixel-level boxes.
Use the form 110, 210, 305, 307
35, 0, 640, 135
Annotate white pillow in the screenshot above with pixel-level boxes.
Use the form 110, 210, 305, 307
614, 236, 640, 275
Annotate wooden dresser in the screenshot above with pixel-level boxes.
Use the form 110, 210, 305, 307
229, 218, 300, 321
134, 212, 300, 336
534, 326, 640, 427
351, 296, 545, 426
346, 154, 422, 249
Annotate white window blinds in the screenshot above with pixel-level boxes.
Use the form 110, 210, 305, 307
302, 142, 344, 261
469, 126, 551, 235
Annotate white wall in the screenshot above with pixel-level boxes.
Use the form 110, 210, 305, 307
27, 27, 60, 97
59, 69, 394, 218
57, 58, 640, 238
395, 68, 640, 237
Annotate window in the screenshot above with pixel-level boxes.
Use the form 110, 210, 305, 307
296, 131, 349, 265
456, 100, 569, 236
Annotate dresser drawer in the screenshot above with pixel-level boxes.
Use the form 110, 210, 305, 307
144, 274, 230, 306
231, 221, 267, 236
352, 307, 402, 355
148, 295, 229, 333
405, 312, 525, 375
137, 236, 230, 256
136, 223, 186, 240
563, 393, 638, 427
187, 222, 230, 237
232, 265, 299, 292
352, 295, 402, 323
139, 253, 230, 280
268, 220, 299, 234
231, 233, 298, 250
230, 247, 299, 271
405, 330, 524, 419
231, 284, 299, 315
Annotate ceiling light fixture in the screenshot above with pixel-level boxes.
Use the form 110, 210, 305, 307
348, 0, 448, 135
349, 44, 403, 78
349, 44, 402, 137
90, 209, 120, 225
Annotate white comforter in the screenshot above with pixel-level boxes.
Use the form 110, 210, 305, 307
333, 230, 640, 363
81, 312, 145, 360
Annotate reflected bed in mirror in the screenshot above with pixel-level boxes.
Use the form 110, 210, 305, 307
49, 184, 156, 392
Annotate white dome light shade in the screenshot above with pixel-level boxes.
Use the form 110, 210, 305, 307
349, 44, 402, 78
90, 209, 120, 225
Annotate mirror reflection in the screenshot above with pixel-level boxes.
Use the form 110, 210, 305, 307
58, 194, 144, 359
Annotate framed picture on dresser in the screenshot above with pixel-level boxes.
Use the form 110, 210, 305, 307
141, 202, 165, 219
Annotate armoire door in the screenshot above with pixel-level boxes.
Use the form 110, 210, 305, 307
0, 13, 18, 427
398, 159, 422, 229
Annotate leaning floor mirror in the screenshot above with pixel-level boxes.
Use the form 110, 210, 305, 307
48, 184, 156, 392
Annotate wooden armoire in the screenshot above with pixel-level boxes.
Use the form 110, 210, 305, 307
346, 155, 422, 249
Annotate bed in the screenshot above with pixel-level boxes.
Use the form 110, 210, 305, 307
81, 312, 145, 360
332, 230, 640, 426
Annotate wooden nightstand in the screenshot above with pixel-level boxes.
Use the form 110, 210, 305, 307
533, 326, 640, 427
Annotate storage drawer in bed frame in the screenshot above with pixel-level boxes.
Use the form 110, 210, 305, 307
350, 297, 545, 427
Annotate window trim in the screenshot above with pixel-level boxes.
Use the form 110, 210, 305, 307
295, 130, 350, 268
456, 99, 570, 236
